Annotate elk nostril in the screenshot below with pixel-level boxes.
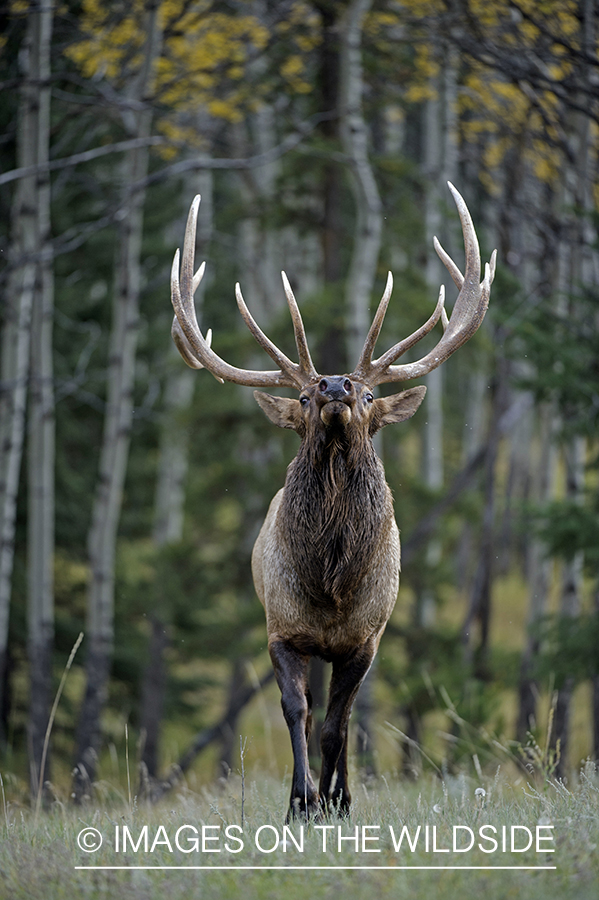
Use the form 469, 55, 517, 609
343, 379, 352, 393
319, 379, 328, 392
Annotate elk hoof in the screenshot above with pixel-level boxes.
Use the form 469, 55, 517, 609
287, 793, 323, 823
320, 788, 351, 819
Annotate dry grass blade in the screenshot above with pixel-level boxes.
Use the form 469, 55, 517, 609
34, 632, 84, 827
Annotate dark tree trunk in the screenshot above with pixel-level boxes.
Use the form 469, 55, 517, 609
314, 0, 345, 374
402, 705, 421, 779
461, 353, 512, 678
72, 638, 112, 801
318, 2, 342, 286
593, 674, 599, 763
218, 658, 248, 779
0, 648, 9, 742
516, 404, 556, 746
23, 0, 55, 801
552, 679, 575, 780
139, 615, 168, 778
27, 627, 53, 796
354, 663, 376, 775
594, 587, 599, 762
550, 437, 585, 778
516, 640, 539, 745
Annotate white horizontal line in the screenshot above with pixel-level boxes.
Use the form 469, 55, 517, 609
75, 865, 557, 871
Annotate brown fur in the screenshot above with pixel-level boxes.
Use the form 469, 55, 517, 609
279, 425, 388, 607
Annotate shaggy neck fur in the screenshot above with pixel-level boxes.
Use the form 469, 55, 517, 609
279, 421, 391, 608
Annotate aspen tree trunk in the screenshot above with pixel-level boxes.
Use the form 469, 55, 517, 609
25, 0, 55, 798
140, 166, 213, 781
461, 361, 509, 674
551, 436, 585, 775
419, 43, 458, 628
498, 399, 533, 576
339, 0, 382, 773
516, 405, 557, 744
513, 168, 558, 745
313, 0, 345, 373
0, 1, 50, 743
459, 117, 527, 674
237, 104, 282, 323
456, 369, 487, 593
550, 2, 594, 772
340, 0, 382, 366
593, 584, 599, 762
494, 132, 531, 579
459, 162, 510, 672
400, 44, 458, 773
73, 3, 162, 800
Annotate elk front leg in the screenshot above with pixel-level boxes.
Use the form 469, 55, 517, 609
319, 639, 377, 815
269, 639, 319, 819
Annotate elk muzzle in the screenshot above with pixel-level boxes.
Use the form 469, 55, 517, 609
318, 377, 353, 427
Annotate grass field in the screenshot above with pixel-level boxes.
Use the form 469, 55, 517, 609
2, 565, 597, 899
0, 762, 597, 900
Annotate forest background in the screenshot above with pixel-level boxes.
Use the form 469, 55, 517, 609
1, 0, 598, 807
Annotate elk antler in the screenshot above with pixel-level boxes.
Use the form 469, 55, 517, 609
171, 194, 319, 389
350, 182, 496, 387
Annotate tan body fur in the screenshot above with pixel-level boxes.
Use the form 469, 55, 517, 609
252, 484, 399, 660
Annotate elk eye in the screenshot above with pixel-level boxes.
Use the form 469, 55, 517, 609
343, 378, 352, 392
364, 392, 374, 404
300, 396, 310, 407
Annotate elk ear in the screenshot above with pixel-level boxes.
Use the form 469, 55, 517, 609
254, 391, 303, 432
371, 385, 427, 433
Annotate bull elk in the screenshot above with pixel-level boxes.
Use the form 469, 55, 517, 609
170, 183, 496, 818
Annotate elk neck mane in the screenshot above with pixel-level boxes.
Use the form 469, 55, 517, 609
278, 421, 392, 608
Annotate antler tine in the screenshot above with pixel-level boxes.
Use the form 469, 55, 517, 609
366, 284, 446, 376
235, 283, 306, 388
281, 272, 319, 382
171, 196, 301, 389
171, 319, 223, 379
436, 181, 485, 344
350, 183, 495, 387
351, 276, 446, 383
434, 235, 463, 290
352, 272, 393, 380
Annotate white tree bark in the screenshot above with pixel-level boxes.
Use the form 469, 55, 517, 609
73, 1, 163, 799
237, 102, 283, 324
25, 0, 55, 796
516, 403, 557, 741
419, 42, 458, 627
139, 166, 213, 782
339, 0, 383, 367
550, 1, 594, 770
0, 0, 53, 742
